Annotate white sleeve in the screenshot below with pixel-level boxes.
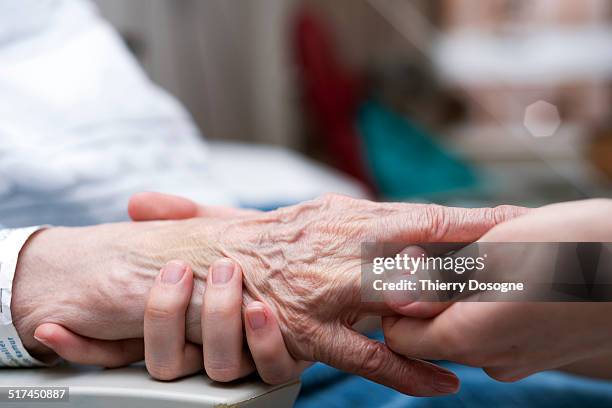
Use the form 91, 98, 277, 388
0, 226, 47, 367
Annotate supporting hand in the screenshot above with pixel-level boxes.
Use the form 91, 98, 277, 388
382, 199, 612, 382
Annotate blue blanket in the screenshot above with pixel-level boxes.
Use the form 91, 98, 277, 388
297, 331, 612, 408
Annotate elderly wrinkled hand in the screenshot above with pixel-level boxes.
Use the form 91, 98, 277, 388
205, 194, 523, 394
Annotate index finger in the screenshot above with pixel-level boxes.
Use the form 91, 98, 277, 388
144, 261, 203, 380
378, 205, 529, 243
312, 325, 459, 396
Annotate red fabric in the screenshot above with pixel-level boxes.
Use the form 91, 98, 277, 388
293, 8, 372, 187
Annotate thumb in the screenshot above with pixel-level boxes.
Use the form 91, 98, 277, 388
128, 192, 202, 221
128, 192, 258, 221
382, 246, 452, 318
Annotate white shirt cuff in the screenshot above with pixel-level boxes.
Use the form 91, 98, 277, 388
0, 226, 48, 367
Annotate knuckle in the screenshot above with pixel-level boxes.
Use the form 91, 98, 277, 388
358, 341, 390, 376
317, 192, 354, 208
145, 304, 181, 323
145, 292, 186, 323
274, 205, 298, 222
424, 205, 450, 241
490, 205, 526, 224
478, 207, 501, 226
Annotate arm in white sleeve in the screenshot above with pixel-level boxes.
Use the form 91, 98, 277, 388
0, 226, 47, 367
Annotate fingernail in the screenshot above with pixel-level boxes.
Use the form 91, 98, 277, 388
247, 306, 267, 330
212, 259, 234, 284
433, 372, 460, 394
34, 335, 50, 348
161, 261, 186, 284
385, 278, 420, 306
383, 271, 420, 306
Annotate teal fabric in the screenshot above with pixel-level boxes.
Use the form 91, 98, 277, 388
297, 331, 612, 408
357, 100, 477, 199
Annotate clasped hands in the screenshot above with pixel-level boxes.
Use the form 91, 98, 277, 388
14, 193, 610, 396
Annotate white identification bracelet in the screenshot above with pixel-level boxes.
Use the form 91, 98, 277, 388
0, 226, 47, 367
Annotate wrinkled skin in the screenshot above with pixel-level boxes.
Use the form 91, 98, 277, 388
209, 196, 521, 374
382, 199, 612, 382
13, 193, 525, 395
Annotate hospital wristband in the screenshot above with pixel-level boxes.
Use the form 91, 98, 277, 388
0, 226, 48, 367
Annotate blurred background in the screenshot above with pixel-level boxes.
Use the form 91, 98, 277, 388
93, 0, 612, 207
